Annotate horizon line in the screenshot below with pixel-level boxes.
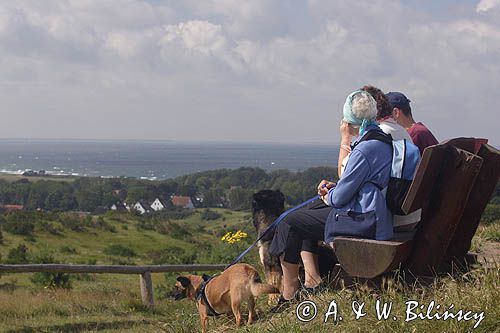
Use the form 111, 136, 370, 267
0, 137, 335, 146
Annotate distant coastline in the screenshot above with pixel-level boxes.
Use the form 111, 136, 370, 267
0, 139, 339, 180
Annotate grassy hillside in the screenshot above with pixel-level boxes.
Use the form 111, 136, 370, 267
0, 210, 498, 332
0, 209, 260, 331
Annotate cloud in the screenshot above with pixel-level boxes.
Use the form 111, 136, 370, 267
0, 0, 499, 145
476, 0, 500, 12
161, 20, 226, 55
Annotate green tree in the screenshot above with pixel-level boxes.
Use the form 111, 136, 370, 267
203, 188, 225, 207
227, 187, 252, 210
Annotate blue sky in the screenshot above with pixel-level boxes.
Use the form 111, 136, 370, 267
0, 0, 499, 145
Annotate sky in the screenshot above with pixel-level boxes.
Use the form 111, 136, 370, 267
0, 0, 499, 145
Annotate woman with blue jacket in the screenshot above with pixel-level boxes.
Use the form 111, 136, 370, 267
269, 90, 393, 312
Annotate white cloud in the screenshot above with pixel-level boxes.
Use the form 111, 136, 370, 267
0, 0, 499, 144
476, 0, 500, 12
161, 20, 226, 55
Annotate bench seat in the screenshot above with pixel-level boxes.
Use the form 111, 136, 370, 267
333, 233, 413, 279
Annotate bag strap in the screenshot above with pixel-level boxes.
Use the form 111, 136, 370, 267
351, 129, 392, 150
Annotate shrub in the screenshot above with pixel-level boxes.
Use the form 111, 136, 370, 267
168, 222, 192, 240
3, 213, 35, 236
59, 214, 92, 232
0, 227, 3, 244
30, 252, 72, 289
5, 244, 30, 264
135, 219, 155, 231
93, 216, 116, 232
153, 209, 194, 220
37, 221, 62, 235
148, 246, 196, 265
201, 209, 221, 221
103, 244, 136, 257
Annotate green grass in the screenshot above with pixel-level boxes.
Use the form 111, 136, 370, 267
0, 213, 498, 332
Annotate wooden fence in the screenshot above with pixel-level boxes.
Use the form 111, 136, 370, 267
0, 264, 226, 308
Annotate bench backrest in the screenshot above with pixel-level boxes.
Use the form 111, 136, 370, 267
400, 138, 499, 275
445, 142, 500, 260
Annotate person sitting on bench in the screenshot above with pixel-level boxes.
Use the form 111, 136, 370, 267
268, 90, 393, 312
362, 85, 421, 231
386, 91, 438, 155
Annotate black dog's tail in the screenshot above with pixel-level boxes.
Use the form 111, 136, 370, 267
250, 272, 280, 296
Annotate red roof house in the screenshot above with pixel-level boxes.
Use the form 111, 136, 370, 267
171, 196, 195, 209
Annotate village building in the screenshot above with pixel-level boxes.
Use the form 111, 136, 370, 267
0, 204, 24, 212
150, 198, 167, 211
133, 201, 151, 214
110, 202, 127, 212
171, 196, 195, 209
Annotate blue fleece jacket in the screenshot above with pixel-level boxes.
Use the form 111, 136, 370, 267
325, 125, 393, 241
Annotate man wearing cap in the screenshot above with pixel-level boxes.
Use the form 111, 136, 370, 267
386, 92, 438, 155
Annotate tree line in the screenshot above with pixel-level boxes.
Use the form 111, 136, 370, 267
0, 166, 338, 212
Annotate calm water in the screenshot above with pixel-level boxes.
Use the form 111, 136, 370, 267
0, 139, 339, 180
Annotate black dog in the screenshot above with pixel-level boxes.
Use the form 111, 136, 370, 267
252, 189, 285, 303
252, 189, 336, 302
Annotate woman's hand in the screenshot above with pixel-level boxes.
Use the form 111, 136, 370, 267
340, 120, 358, 144
317, 180, 336, 196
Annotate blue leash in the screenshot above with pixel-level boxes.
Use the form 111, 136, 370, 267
224, 195, 321, 270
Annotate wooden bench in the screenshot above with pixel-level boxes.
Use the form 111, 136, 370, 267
332, 138, 500, 279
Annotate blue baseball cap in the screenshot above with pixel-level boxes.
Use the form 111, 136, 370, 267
386, 92, 411, 109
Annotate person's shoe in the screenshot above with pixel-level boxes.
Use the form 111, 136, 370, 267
303, 285, 321, 295
301, 281, 327, 297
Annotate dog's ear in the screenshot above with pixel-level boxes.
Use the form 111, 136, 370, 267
176, 276, 191, 288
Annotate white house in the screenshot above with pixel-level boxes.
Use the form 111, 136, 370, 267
110, 202, 127, 212
150, 198, 167, 211
133, 201, 151, 215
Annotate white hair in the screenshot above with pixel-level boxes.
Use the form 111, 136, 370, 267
351, 92, 377, 121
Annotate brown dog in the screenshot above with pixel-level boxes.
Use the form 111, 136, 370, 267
174, 263, 279, 333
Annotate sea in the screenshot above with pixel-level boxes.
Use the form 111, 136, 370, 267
0, 139, 339, 180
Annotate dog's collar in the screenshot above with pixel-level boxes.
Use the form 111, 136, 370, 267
196, 276, 221, 317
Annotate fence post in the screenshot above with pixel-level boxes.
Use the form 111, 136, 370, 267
140, 271, 154, 308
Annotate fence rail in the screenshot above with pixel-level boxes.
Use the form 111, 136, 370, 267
0, 264, 226, 308
0, 264, 226, 274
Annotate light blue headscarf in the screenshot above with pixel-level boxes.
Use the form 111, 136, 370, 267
342, 90, 378, 136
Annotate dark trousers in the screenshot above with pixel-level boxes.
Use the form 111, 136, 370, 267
269, 200, 333, 264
